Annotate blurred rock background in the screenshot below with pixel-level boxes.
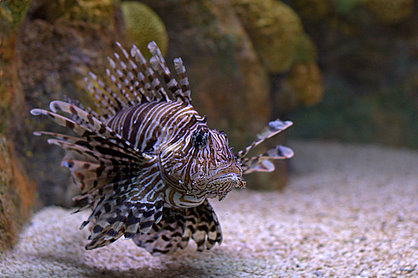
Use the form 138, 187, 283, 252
284, 0, 417, 148
0, 0, 416, 250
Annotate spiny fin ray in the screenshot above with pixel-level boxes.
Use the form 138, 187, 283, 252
237, 119, 293, 159
241, 145, 294, 174
84, 181, 164, 250
82, 41, 192, 121
133, 200, 221, 254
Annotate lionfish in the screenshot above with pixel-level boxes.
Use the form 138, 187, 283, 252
31, 41, 293, 254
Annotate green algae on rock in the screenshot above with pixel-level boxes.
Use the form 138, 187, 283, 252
28, 0, 116, 27
273, 32, 323, 112
231, 0, 303, 74
27, 0, 77, 23
366, 0, 414, 24
0, 0, 32, 34
293, 33, 318, 64
277, 62, 324, 112
279, 33, 323, 109
291, 0, 333, 21
121, 1, 168, 59
62, 0, 115, 27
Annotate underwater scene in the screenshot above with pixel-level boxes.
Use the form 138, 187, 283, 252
0, 0, 417, 277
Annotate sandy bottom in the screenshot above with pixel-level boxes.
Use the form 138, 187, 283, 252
1, 141, 417, 277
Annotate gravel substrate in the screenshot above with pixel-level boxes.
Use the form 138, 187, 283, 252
1, 141, 417, 277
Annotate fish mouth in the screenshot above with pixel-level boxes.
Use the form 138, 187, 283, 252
206, 172, 246, 201
188, 161, 245, 200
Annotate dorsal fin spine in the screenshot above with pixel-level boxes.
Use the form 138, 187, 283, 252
85, 41, 192, 121
173, 58, 191, 103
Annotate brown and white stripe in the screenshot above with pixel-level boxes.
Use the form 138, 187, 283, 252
31, 41, 293, 254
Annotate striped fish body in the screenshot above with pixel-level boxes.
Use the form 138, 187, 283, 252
106, 99, 242, 208
31, 41, 293, 254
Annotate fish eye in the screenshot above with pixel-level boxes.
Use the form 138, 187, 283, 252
192, 129, 208, 148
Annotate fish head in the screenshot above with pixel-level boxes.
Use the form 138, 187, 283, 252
189, 127, 246, 201
158, 123, 245, 201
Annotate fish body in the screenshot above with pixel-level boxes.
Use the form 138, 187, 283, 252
31, 42, 293, 254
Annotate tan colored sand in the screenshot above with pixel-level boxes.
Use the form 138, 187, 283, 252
1, 141, 417, 277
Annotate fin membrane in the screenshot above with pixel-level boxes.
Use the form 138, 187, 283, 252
236, 119, 294, 174
133, 200, 222, 254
